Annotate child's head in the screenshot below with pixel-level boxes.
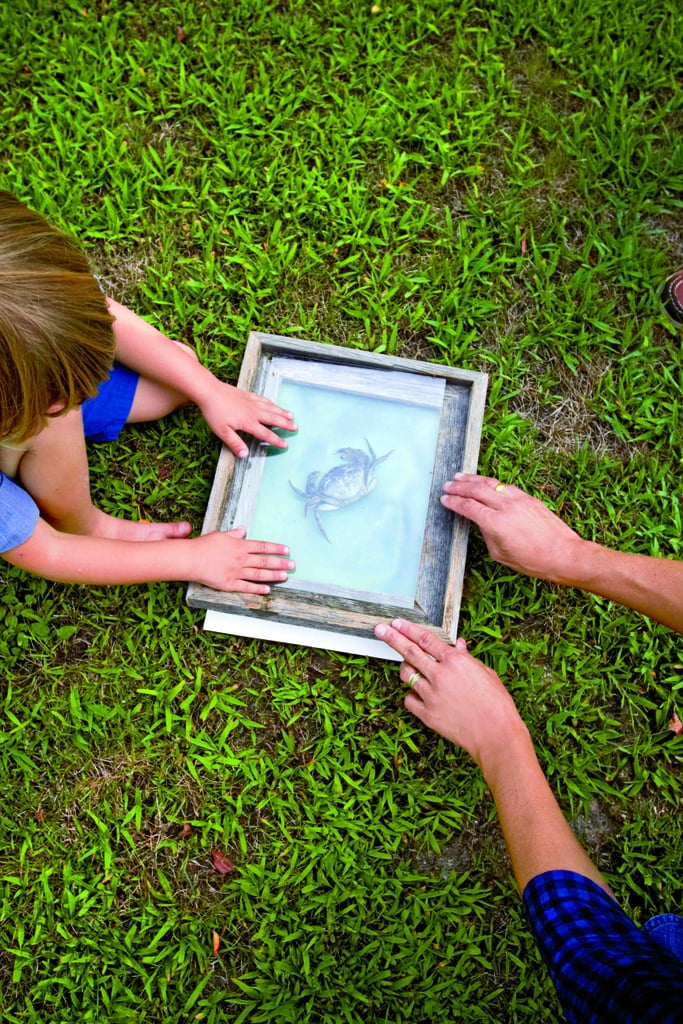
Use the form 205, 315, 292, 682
0, 190, 115, 444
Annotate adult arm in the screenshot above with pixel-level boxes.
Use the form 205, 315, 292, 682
375, 618, 683, 1024
374, 618, 609, 894
106, 298, 296, 456
3, 517, 294, 593
443, 473, 683, 634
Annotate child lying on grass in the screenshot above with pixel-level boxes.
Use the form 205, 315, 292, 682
0, 190, 296, 593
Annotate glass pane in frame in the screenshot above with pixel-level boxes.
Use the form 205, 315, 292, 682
231, 360, 445, 606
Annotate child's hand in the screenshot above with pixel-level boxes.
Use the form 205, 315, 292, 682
198, 381, 297, 458
194, 528, 295, 593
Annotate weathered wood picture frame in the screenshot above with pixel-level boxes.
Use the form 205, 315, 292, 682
187, 333, 487, 658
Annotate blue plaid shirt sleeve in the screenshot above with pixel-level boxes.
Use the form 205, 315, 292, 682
523, 870, 683, 1023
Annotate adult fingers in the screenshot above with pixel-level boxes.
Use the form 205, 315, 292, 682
390, 618, 449, 661
448, 472, 500, 489
404, 690, 427, 721
442, 474, 508, 509
440, 492, 501, 528
399, 660, 427, 687
374, 620, 449, 676
445, 474, 528, 506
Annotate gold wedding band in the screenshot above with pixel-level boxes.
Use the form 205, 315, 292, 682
494, 482, 508, 493
407, 671, 422, 687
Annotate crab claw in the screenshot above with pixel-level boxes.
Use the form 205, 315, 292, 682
336, 446, 366, 464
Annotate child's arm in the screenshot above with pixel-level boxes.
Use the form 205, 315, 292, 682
106, 298, 296, 457
3, 518, 294, 592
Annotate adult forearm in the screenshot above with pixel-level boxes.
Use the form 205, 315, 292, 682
553, 539, 683, 634
443, 477, 683, 633
481, 729, 611, 896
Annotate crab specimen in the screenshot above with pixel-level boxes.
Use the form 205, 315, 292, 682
289, 438, 393, 543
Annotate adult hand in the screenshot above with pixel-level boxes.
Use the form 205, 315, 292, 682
374, 618, 526, 770
442, 473, 584, 584
194, 528, 295, 593
198, 380, 297, 458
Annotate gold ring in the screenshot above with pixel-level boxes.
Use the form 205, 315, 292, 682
407, 671, 422, 687
494, 482, 508, 493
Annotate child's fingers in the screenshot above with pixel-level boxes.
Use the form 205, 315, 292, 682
244, 539, 291, 556
230, 580, 272, 595
249, 423, 290, 449
244, 555, 295, 572
222, 428, 249, 459
254, 404, 298, 431
251, 394, 295, 420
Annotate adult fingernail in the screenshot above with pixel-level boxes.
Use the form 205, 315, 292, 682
286, 560, 295, 569
238, 448, 248, 458
454, 472, 463, 479
391, 618, 404, 630
375, 624, 387, 638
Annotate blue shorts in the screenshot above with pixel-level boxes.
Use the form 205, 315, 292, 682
81, 362, 139, 442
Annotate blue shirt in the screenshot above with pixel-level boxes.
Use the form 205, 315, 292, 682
0, 473, 40, 553
524, 870, 683, 1023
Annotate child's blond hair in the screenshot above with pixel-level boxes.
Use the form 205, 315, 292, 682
0, 191, 116, 443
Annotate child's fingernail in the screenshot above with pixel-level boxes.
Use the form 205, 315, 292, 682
282, 546, 290, 555
238, 448, 248, 458
453, 472, 463, 479
391, 618, 404, 630
286, 560, 295, 569
375, 624, 387, 638
278, 572, 288, 580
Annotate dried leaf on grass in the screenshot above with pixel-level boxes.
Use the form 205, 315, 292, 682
668, 712, 683, 735
212, 930, 220, 955
211, 849, 237, 874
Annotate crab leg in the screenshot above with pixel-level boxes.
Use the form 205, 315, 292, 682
313, 506, 332, 544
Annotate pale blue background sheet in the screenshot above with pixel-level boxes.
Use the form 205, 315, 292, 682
248, 378, 443, 602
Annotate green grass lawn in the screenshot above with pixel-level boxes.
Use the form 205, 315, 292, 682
1, 0, 682, 1020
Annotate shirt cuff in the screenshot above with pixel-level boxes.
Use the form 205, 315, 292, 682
0, 473, 40, 552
